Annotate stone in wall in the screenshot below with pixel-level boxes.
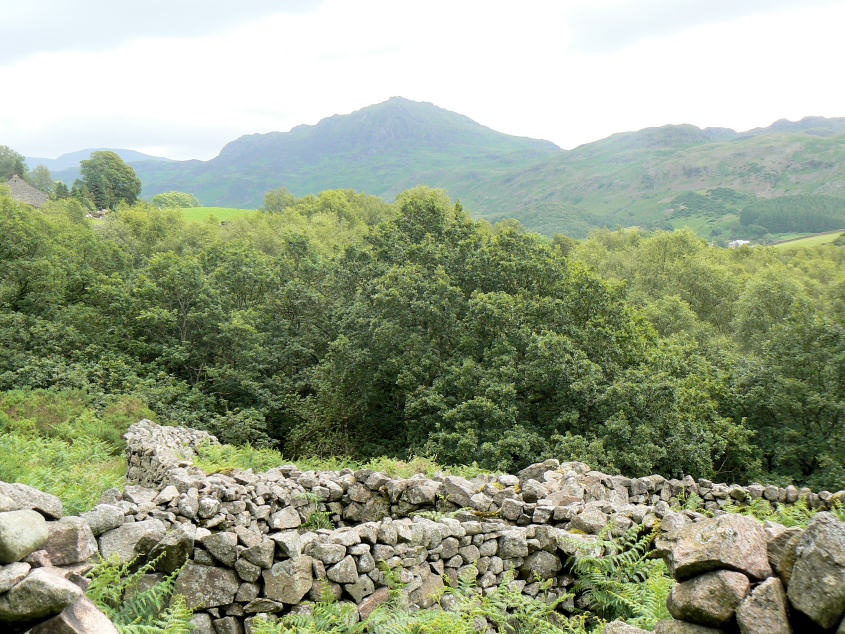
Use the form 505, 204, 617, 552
0, 510, 49, 564
786, 512, 845, 629
656, 514, 772, 580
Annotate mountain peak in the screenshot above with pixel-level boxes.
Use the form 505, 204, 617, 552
217, 98, 559, 162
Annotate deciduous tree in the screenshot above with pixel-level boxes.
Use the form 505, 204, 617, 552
79, 151, 141, 209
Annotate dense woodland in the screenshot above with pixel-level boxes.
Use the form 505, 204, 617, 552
1, 181, 843, 492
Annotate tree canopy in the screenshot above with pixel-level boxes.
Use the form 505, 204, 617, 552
0, 185, 842, 489
151, 191, 200, 208
76, 151, 142, 209
0, 145, 27, 181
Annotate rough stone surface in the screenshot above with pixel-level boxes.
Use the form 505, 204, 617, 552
173, 563, 239, 609
190, 612, 215, 634
786, 512, 845, 629
0, 567, 83, 623
408, 568, 444, 608
569, 508, 608, 534
213, 615, 244, 634
775, 533, 800, 586
80, 505, 124, 537
98, 519, 166, 564
345, 575, 375, 603
271, 531, 301, 559
202, 532, 238, 567
263, 556, 313, 604
0, 562, 31, 593
654, 620, 724, 633
0, 510, 49, 564
41, 517, 98, 566
242, 539, 274, 569
520, 550, 561, 579
0, 493, 19, 513
358, 586, 390, 620
311, 542, 345, 565
604, 621, 650, 634
148, 524, 194, 572
441, 476, 475, 507
28, 596, 119, 633
656, 514, 772, 580
764, 523, 802, 572
667, 569, 749, 626
0, 482, 63, 519
270, 507, 301, 530
327, 555, 358, 584
735, 577, 791, 634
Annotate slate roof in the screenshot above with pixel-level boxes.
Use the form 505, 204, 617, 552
6, 175, 49, 208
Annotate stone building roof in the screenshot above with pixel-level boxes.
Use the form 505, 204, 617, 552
6, 174, 49, 208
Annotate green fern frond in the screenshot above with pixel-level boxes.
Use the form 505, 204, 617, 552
85, 553, 192, 634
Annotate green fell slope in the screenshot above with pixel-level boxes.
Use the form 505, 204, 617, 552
471, 127, 845, 237
79, 100, 845, 238
134, 96, 560, 209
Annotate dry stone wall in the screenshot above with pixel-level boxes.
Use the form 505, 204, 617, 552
651, 510, 845, 633
1, 418, 844, 633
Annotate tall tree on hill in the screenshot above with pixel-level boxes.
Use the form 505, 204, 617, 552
52, 182, 70, 199
29, 165, 53, 193
77, 151, 141, 209
0, 145, 27, 181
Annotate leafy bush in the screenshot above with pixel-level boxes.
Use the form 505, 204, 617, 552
151, 191, 200, 209
2, 186, 844, 491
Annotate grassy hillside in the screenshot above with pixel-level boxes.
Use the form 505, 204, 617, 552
468, 130, 845, 238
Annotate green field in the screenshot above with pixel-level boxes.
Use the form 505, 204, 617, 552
772, 229, 845, 249
178, 206, 256, 222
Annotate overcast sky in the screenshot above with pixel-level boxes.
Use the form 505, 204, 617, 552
3, 0, 844, 160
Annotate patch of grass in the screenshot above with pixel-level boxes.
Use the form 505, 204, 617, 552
192, 442, 292, 474
178, 206, 256, 223
193, 441, 489, 479
0, 431, 125, 515
0, 388, 154, 514
0, 389, 88, 434
0, 389, 154, 451
771, 230, 845, 249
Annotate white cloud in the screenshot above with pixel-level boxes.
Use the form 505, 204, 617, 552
2, 0, 844, 160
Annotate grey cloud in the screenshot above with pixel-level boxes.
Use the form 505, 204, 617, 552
1, 0, 323, 64
567, 0, 841, 52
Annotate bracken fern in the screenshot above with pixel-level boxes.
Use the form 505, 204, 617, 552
86, 554, 193, 634
565, 524, 672, 629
